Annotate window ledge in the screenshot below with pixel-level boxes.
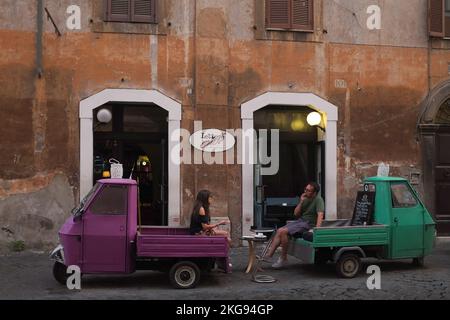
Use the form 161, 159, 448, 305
91, 18, 167, 35
266, 28, 314, 33
256, 28, 321, 43
431, 38, 450, 49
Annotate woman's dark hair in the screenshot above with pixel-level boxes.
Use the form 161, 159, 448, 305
192, 190, 211, 217
307, 182, 321, 194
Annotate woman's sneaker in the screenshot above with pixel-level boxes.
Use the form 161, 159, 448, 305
271, 257, 288, 269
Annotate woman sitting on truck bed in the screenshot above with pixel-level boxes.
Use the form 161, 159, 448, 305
189, 190, 232, 246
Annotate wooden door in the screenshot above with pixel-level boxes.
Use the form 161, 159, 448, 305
390, 182, 424, 258
435, 130, 450, 235
82, 184, 128, 273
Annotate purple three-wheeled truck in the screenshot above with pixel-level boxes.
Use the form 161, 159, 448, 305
50, 179, 231, 289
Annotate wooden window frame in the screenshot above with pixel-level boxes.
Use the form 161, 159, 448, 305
265, 0, 314, 32
104, 0, 157, 24
445, 0, 450, 37
425, 0, 450, 39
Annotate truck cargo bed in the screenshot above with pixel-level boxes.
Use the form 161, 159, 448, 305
136, 227, 229, 258
290, 219, 390, 249
288, 220, 390, 264
312, 223, 390, 247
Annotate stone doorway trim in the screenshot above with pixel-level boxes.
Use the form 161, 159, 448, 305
419, 79, 450, 234
241, 92, 338, 236
79, 89, 182, 226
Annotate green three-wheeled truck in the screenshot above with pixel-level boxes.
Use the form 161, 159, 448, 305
288, 177, 436, 278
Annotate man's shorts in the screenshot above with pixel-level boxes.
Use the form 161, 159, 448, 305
285, 219, 311, 236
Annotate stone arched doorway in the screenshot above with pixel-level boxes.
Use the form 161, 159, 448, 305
419, 80, 450, 235
241, 92, 338, 235
79, 89, 182, 226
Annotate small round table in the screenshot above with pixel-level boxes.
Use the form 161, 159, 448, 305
241, 236, 268, 273
250, 228, 275, 237
241, 229, 277, 283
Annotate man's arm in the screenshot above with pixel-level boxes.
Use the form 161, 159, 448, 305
294, 193, 307, 218
316, 212, 324, 228
294, 202, 302, 218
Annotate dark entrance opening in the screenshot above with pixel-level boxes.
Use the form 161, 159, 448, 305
253, 106, 325, 229
420, 90, 450, 236
435, 129, 450, 235
93, 104, 168, 226
433, 101, 450, 235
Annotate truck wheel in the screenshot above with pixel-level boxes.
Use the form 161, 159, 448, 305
336, 253, 361, 278
412, 257, 424, 267
169, 261, 201, 289
53, 261, 69, 285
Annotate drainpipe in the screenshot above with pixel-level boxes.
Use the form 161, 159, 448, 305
36, 0, 43, 78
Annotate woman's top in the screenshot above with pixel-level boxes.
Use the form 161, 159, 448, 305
189, 209, 210, 235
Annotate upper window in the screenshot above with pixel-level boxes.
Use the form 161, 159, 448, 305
105, 0, 157, 23
391, 183, 418, 209
90, 185, 128, 215
429, 0, 450, 38
265, 0, 314, 31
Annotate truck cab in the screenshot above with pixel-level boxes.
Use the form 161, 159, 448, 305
50, 179, 230, 289
288, 177, 436, 278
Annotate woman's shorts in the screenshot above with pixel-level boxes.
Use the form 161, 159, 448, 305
198, 228, 216, 236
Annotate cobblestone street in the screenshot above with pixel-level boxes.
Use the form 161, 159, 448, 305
0, 242, 449, 300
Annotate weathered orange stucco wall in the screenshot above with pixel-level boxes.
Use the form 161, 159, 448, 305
0, 0, 448, 250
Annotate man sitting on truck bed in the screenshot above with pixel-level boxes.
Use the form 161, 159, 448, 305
265, 182, 325, 269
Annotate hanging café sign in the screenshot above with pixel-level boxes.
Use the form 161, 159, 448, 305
189, 129, 236, 153
172, 122, 280, 175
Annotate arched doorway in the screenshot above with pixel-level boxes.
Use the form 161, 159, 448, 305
253, 105, 325, 229
79, 89, 182, 226
419, 81, 450, 235
241, 92, 338, 236
93, 104, 169, 226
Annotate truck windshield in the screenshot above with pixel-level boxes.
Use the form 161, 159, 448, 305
71, 183, 101, 217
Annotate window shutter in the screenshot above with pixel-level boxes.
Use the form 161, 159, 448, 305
131, 0, 156, 23
107, 0, 131, 22
429, 0, 444, 37
292, 0, 313, 31
266, 0, 291, 29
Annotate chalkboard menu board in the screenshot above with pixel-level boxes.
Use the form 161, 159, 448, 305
351, 191, 376, 226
